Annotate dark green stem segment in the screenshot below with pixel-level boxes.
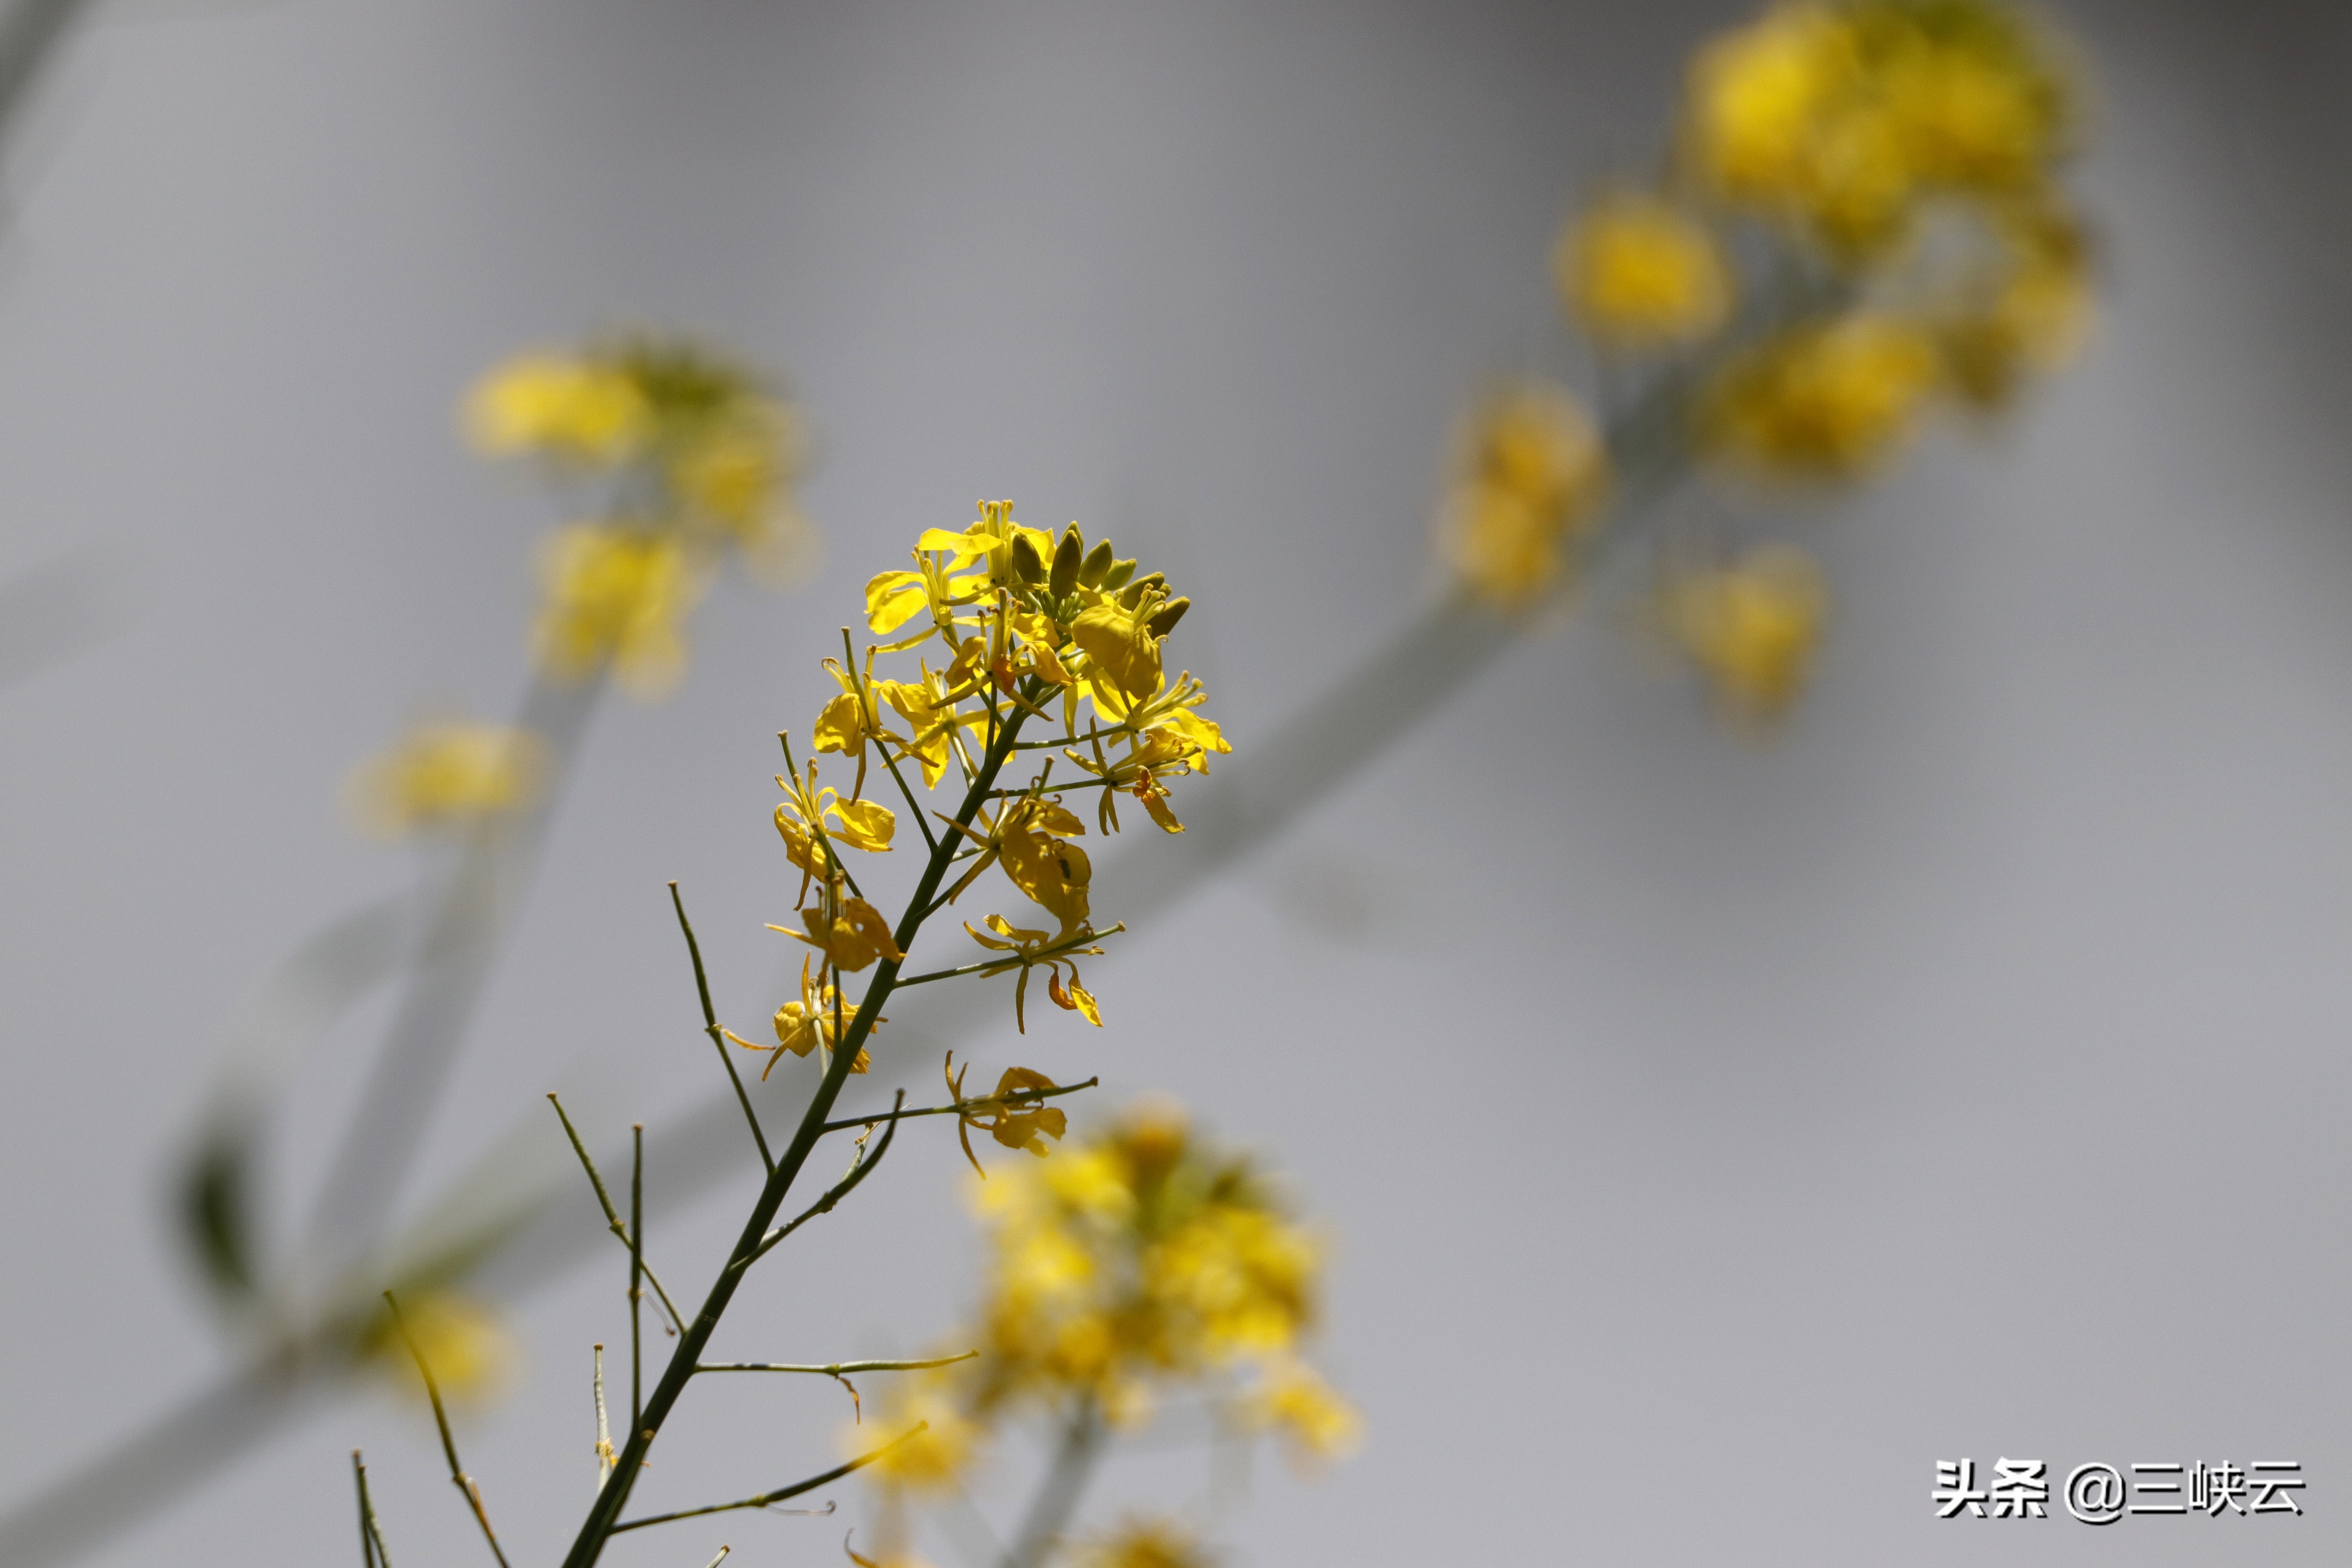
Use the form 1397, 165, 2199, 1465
555, 692, 1036, 1568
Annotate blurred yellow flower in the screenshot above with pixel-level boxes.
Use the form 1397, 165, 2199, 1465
957, 1104, 1340, 1431
364, 1291, 517, 1409
1250, 1357, 1364, 1469
1688, 4, 1860, 211
465, 354, 649, 465
1700, 314, 1940, 477
1665, 545, 1829, 720
345, 720, 546, 838
1084, 1517, 1215, 1568
1556, 192, 1735, 350
1439, 381, 1610, 608
1686, 1, 2073, 261
1934, 198, 2093, 408
853, 1370, 987, 1495
533, 524, 702, 698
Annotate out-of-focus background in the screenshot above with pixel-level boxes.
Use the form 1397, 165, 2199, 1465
1, 0, 2348, 1563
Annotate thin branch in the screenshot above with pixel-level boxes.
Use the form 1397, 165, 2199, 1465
891, 924, 1112, 988
696, 1352, 979, 1376
817, 1078, 1096, 1136
383, 1292, 512, 1568
630, 1125, 645, 1435
593, 1347, 615, 1492
669, 882, 775, 1175
750, 1093, 907, 1262
352, 1451, 392, 1568
881, 745, 942, 855
701, 1549, 731, 1568
610, 1425, 927, 1534
546, 1095, 686, 1334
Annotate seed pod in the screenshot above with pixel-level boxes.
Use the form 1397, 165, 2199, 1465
1117, 572, 1165, 610
1145, 596, 1190, 637
1050, 526, 1083, 599
1078, 538, 1116, 589
1100, 558, 1138, 592
1009, 533, 1045, 584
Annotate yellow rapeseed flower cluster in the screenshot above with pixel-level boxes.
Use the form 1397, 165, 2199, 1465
858, 1105, 1357, 1500
467, 335, 816, 699
1450, 0, 2090, 723
344, 719, 548, 838
735, 500, 1227, 1068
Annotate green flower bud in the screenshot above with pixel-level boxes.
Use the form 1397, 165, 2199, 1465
1009, 533, 1045, 584
1117, 572, 1165, 610
1078, 538, 1116, 589
1050, 526, 1083, 599
1100, 558, 1138, 592
1145, 596, 1190, 637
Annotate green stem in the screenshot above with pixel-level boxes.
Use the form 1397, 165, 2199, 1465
695, 1352, 978, 1375
609, 1423, 925, 1534
670, 883, 775, 1174
555, 690, 1037, 1568
815, 1076, 1096, 1134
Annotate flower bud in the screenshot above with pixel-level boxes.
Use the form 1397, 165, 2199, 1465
1050, 526, 1083, 599
1078, 538, 1116, 588
1118, 572, 1165, 610
1100, 558, 1138, 592
1145, 596, 1190, 637
1009, 532, 1045, 584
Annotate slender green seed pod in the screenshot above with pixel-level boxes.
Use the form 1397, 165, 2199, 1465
1145, 596, 1190, 637
1100, 558, 1138, 592
1009, 533, 1045, 584
1118, 572, 1165, 610
1050, 526, 1083, 599
1078, 538, 1116, 589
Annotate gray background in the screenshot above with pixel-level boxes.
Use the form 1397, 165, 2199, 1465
0, 0, 2348, 1563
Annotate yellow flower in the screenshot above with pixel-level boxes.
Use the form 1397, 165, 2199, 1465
365, 1292, 518, 1409
963, 914, 1105, 1031
997, 820, 1093, 936
667, 398, 805, 538
1556, 192, 1735, 350
1699, 313, 1940, 477
1687, 4, 1861, 210
1933, 197, 2093, 408
1665, 545, 1829, 720
1686, 3, 2073, 260
776, 895, 906, 973
1070, 602, 1165, 703
853, 1371, 986, 1494
1250, 1357, 1363, 1469
947, 1058, 1072, 1174
729, 956, 876, 1077
775, 764, 898, 864
532, 524, 702, 697
1084, 1517, 1215, 1568
464, 354, 648, 464
1438, 382, 1610, 608
345, 721, 546, 838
